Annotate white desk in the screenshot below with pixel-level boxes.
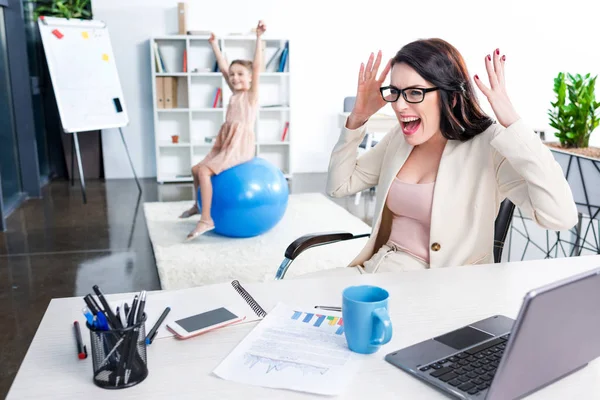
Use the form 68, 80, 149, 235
7, 255, 600, 399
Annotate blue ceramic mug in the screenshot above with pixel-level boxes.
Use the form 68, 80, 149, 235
342, 285, 392, 354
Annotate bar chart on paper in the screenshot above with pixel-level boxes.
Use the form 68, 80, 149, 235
290, 310, 345, 335
213, 303, 361, 396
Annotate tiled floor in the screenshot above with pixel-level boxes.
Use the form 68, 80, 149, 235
0, 174, 375, 398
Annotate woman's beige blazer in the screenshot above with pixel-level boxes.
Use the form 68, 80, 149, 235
326, 118, 578, 268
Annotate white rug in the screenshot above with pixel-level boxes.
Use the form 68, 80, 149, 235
143, 193, 371, 290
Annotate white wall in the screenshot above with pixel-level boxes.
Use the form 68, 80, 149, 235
94, 0, 600, 179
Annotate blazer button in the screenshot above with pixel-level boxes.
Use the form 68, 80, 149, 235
431, 242, 441, 251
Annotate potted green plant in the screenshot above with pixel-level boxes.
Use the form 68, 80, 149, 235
544, 72, 600, 257
32, 0, 92, 20
547, 72, 600, 158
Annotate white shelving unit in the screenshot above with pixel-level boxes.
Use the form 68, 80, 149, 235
150, 35, 291, 183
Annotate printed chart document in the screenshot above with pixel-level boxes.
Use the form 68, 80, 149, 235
213, 302, 362, 396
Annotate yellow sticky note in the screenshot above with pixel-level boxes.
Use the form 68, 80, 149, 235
82, 31, 89, 39
102, 54, 109, 62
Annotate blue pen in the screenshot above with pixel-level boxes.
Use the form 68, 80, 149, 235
82, 307, 95, 327
96, 311, 110, 331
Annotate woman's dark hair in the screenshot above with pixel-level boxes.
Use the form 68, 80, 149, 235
392, 38, 493, 141
230, 59, 253, 72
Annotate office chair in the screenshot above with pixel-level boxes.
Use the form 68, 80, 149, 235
274, 198, 516, 279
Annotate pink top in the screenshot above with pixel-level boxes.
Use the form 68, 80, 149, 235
198, 91, 257, 175
386, 178, 435, 263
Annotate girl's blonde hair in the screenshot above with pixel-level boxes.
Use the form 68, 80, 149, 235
230, 59, 252, 72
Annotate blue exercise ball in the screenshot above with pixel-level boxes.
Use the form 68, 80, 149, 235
197, 157, 289, 238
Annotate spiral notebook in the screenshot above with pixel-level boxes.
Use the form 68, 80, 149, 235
142, 280, 268, 341
230, 280, 267, 320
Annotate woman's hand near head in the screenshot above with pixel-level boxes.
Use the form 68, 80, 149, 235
473, 48, 520, 128
347, 51, 391, 130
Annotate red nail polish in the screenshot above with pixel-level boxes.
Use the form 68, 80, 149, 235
475, 74, 479, 80
496, 48, 500, 55
502, 55, 506, 61
487, 55, 491, 61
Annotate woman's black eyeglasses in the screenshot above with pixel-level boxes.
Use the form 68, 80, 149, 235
380, 86, 441, 104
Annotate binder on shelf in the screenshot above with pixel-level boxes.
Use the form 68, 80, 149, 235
156, 77, 165, 109
163, 77, 177, 108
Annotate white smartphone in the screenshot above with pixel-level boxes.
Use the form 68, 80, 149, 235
166, 307, 244, 339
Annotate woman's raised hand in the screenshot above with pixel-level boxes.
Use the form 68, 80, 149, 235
208, 32, 216, 44
347, 51, 391, 129
473, 48, 520, 128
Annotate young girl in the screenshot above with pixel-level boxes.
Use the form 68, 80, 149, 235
180, 20, 266, 240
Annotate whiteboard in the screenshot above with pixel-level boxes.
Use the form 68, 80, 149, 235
37, 16, 128, 133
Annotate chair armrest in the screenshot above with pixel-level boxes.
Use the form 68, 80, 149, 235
285, 231, 370, 260
275, 231, 370, 280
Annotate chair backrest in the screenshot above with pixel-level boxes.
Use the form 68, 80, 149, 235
343, 96, 356, 112
493, 198, 516, 263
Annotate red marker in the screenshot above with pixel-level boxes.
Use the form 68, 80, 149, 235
52, 29, 63, 39
74, 321, 87, 360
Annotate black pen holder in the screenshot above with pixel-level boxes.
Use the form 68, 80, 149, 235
87, 313, 148, 389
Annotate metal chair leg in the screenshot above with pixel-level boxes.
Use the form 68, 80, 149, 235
275, 258, 293, 280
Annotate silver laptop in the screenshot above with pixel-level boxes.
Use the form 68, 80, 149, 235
385, 266, 600, 399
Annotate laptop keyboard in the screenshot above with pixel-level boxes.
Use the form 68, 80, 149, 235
418, 334, 510, 396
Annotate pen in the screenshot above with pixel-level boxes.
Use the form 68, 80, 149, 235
123, 326, 140, 384
314, 306, 342, 312
84, 295, 100, 316
82, 307, 95, 327
145, 306, 171, 345
93, 285, 122, 329
136, 291, 147, 323
73, 321, 87, 359
118, 303, 128, 328
99, 336, 124, 367
95, 311, 110, 331
88, 293, 103, 314
128, 295, 139, 327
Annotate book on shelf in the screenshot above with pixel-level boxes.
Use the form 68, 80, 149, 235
265, 48, 283, 71
153, 41, 167, 73
281, 121, 289, 141
278, 41, 289, 73
183, 49, 187, 73
263, 41, 289, 72
212, 88, 222, 108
